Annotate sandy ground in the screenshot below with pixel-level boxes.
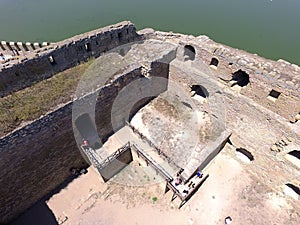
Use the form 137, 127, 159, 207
45, 145, 299, 225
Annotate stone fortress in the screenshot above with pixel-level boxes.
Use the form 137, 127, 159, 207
0, 21, 299, 224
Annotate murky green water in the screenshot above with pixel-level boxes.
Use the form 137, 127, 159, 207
0, 0, 299, 65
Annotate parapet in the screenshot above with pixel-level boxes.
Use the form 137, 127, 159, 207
0, 21, 138, 97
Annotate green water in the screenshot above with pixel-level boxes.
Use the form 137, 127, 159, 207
0, 0, 299, 65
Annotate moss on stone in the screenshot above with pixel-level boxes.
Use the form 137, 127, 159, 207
0, 59, 94, 137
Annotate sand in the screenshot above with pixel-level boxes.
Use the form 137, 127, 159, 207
44, 146, 299, 225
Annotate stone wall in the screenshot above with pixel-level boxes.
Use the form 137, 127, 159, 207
0, 21, 138, 97
0, 102, 87, 224
142, 29, 300, 121
98, 145, 133, 182
0, 54, 173, 224
0, 40, 50, 54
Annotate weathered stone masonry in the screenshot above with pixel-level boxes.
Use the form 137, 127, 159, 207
0, 21, 138, 97
0, 33, 176, 223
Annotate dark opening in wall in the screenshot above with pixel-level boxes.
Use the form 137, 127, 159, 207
285, 183, 300, 195
288, 150, 300, 160
190, 85, 209, 98
210, 57, 219, 67
268, 89, 281, 102
48, 55, 56, 65
269, 89, 281, 99
85, 43, 91, 52
236, 148, 254, 161
118, 32, 123, 40
231, 69, 249, 87
184, 45, 196, 61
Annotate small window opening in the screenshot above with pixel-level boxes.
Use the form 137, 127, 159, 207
49, 56, 56, 65
285, 150, 300, 168
268, 89, 281, 102
85, 43, 91, 52
210, 57, 219, 67
285, 183, 300, 195
269, 90, 281, 98
236, 148, 254, 161
231, 69, 250, 87
288, 150, 300, 160
118, 32, 123, 40
184, 45, 196, 61
190, 85, 209, 98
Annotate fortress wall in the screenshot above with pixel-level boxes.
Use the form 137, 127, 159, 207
201, 41, 300, 121
0, 59, 171, 223
141, 29, 300, 121
0, 21, 138, 97
0, 102, 87, 224
0, 41, 49, 53
173, 36, 300, 121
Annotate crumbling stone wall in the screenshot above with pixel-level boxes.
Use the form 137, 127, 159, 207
143, 29, 300, 121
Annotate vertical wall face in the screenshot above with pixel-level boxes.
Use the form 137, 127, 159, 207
0, 103, 88, 224
0, 21, 139, 97
72, 61, 171, 147
98, 147, 133, 182
0, 59, 172, 224
199, 43, 300, 121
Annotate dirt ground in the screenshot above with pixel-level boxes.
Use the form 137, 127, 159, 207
46, 145, 299, 225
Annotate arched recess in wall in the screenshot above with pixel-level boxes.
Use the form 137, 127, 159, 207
184, 45, 196, 61
190, 85, 209, 98
285, 150, 300, 169
210, 57, 219, 67
75, 113, 99, 145
128, 97, 156, 122
288, 150, 300, 160
48, 55, 57, 66
236, 148, 254, 163
85, 43, 91, 52
284, 183, 300, 200
231, 69, 250, 87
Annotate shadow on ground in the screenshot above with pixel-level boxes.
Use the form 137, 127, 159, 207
9, 174, 83, 225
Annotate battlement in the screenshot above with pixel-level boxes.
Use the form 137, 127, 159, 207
0, 21, 138, 97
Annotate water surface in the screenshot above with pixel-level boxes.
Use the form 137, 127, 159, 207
0, 0, 299, 65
